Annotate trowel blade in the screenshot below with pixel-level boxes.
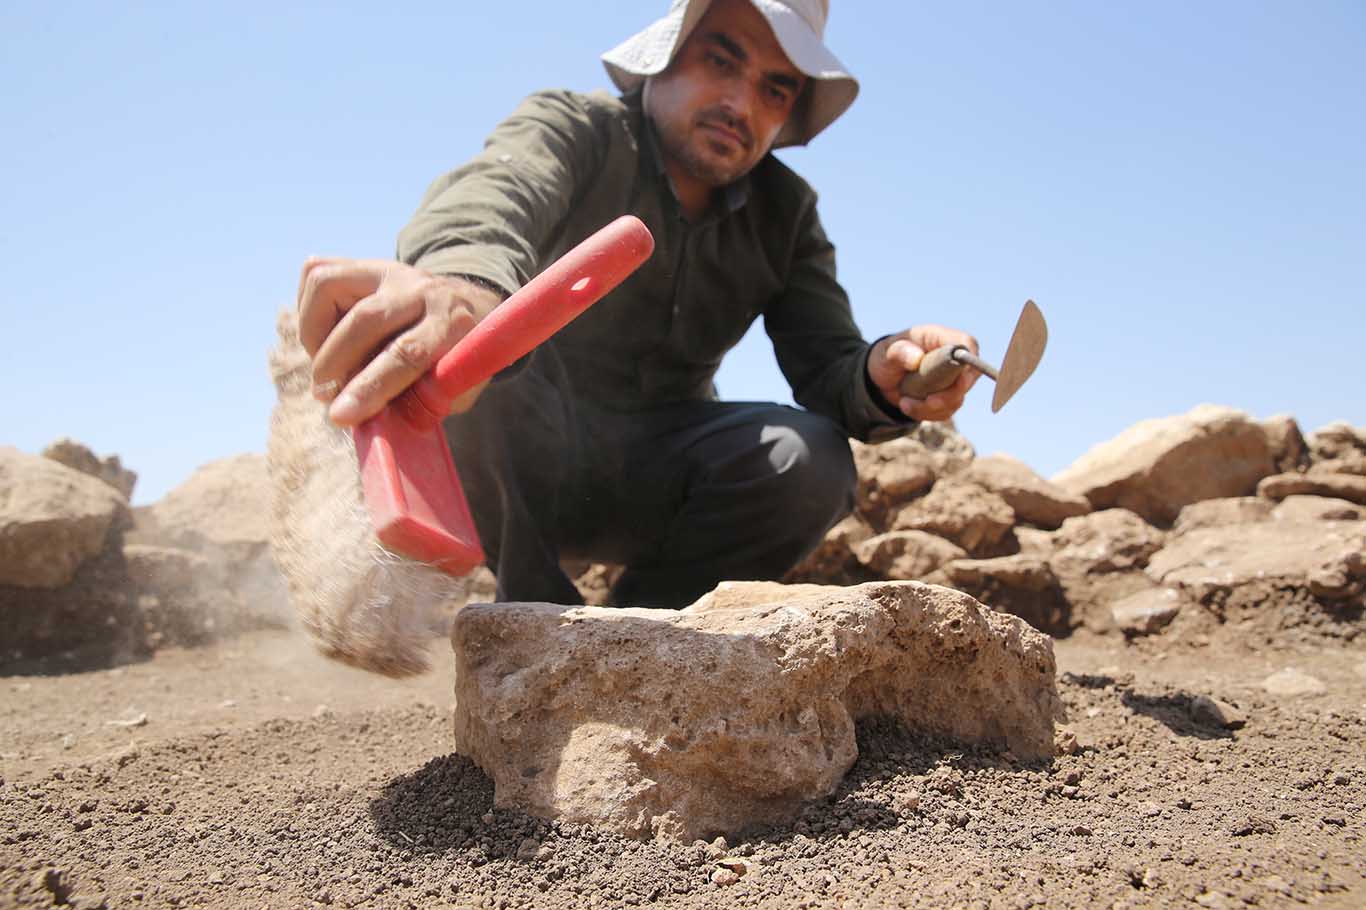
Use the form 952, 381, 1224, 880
991, 300, 1047, 413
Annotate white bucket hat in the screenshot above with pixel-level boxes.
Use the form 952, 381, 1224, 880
601, 0, 859, 148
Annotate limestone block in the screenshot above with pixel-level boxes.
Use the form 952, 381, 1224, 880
907, 421, 977, 475
965, 454, 1090, 529
451, 581, 1062, 841
1050, 509, 1166, 577
1146, 521, 1366, 602
853, 530, 965, 579
0, 447, 130, 588
1047, 509, 1166, 630
41, 438, 137, 500
1172, 497, 1273, 534
133, 454, 272, 566
849, 439, 936, 530
1306, 421, 1366, 476
1260, 414, 1309, 474
1270, 495, 1365, 523
1258, 472, 1366, 507
941, 555, 1056, 593
1052, 404, 1276, 525
934, 555, 1067, 633
1110, 587, 1183, 636
890, 479, 1015, 555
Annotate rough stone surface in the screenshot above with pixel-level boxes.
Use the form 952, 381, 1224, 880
1147, 520, 1366, 603
1306, 420, 1366, 476
1172, 497, 1273, 534
1110, 587, 1184, 636
1050, 509, 1167, 576
1, 540, 142, 667
1270, 494, 1365, 523
853, 530, 965, 580
1257, 471, 1366, 506
1012, 526, 1057, 557
932, 555, 1067, 634
0, 447, 131, 589
906, 421, 976, 475
964, 454, 1090, 529
889, 479, 1015, 555
1052, 404, 1276, 525
940, 554, 1056, 593
849, 439, 936, 530
134, 454, 272, 566
1046, 509, 1166, 630
451, 581, 1062, 841
40, 437, 138, 500
1260, 414, 1309, 474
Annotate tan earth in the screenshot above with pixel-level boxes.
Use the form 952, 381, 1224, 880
3, 411, 1365, 909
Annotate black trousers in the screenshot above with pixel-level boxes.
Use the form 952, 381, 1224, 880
442, 346, 857, 609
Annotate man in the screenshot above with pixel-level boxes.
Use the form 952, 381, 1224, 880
296, 0, 979, 608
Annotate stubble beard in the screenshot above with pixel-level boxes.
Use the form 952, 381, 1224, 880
656, 114, 755, 189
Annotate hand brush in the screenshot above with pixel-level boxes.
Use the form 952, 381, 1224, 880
268, 216, 655, 676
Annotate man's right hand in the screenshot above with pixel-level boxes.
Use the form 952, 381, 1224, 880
295, 258, 503, 427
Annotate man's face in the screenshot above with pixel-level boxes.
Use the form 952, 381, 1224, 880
645, 0, 807, 189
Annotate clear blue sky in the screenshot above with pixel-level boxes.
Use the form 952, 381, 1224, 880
4, 2, 1363, 505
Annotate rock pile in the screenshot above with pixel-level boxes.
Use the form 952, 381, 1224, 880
0, 442, 288, 667
778, 405, 1364, 643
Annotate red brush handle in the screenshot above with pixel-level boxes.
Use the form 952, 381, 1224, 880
409, 215, 654, 421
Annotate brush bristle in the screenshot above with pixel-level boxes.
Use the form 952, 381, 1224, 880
267, 310, 467, 677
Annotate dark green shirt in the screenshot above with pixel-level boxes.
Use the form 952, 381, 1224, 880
397, 89, 912, 442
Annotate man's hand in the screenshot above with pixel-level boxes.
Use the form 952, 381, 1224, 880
295, 258, 503, 426
867, 325, 981, 423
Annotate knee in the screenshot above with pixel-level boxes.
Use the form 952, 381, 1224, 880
764, 414, 856, 523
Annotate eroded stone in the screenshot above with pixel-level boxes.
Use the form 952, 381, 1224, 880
41, 438, 137, 500
853, 531, 965, 579
1258, 472, 1366, 507
965, 454, 1090, 529
1173, 497, 1273, 534
1052, 405, 1275, 525
451, 581, 1062, 841
0, 448, 130, 589
890, 480, 1015, 555
1146, 521, 1366, 602
1270, 495, 1365, 523
1110, 587, 1183, 636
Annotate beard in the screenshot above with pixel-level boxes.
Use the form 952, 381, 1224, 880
654, 106, 760, 188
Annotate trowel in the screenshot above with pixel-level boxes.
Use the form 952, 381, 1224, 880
899, 299, 1048, 413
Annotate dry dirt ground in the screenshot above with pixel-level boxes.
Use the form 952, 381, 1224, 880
3, 616, 1364, 910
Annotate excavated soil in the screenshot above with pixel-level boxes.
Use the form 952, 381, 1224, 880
3, 619, 1364, 910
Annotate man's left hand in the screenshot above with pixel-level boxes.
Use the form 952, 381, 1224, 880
868, 325, 981, 422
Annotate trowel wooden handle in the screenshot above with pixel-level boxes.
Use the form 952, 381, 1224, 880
899, 345, 968, 399
413, 215, 655, 418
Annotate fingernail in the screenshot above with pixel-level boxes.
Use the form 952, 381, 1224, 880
329, 392, 363, 425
